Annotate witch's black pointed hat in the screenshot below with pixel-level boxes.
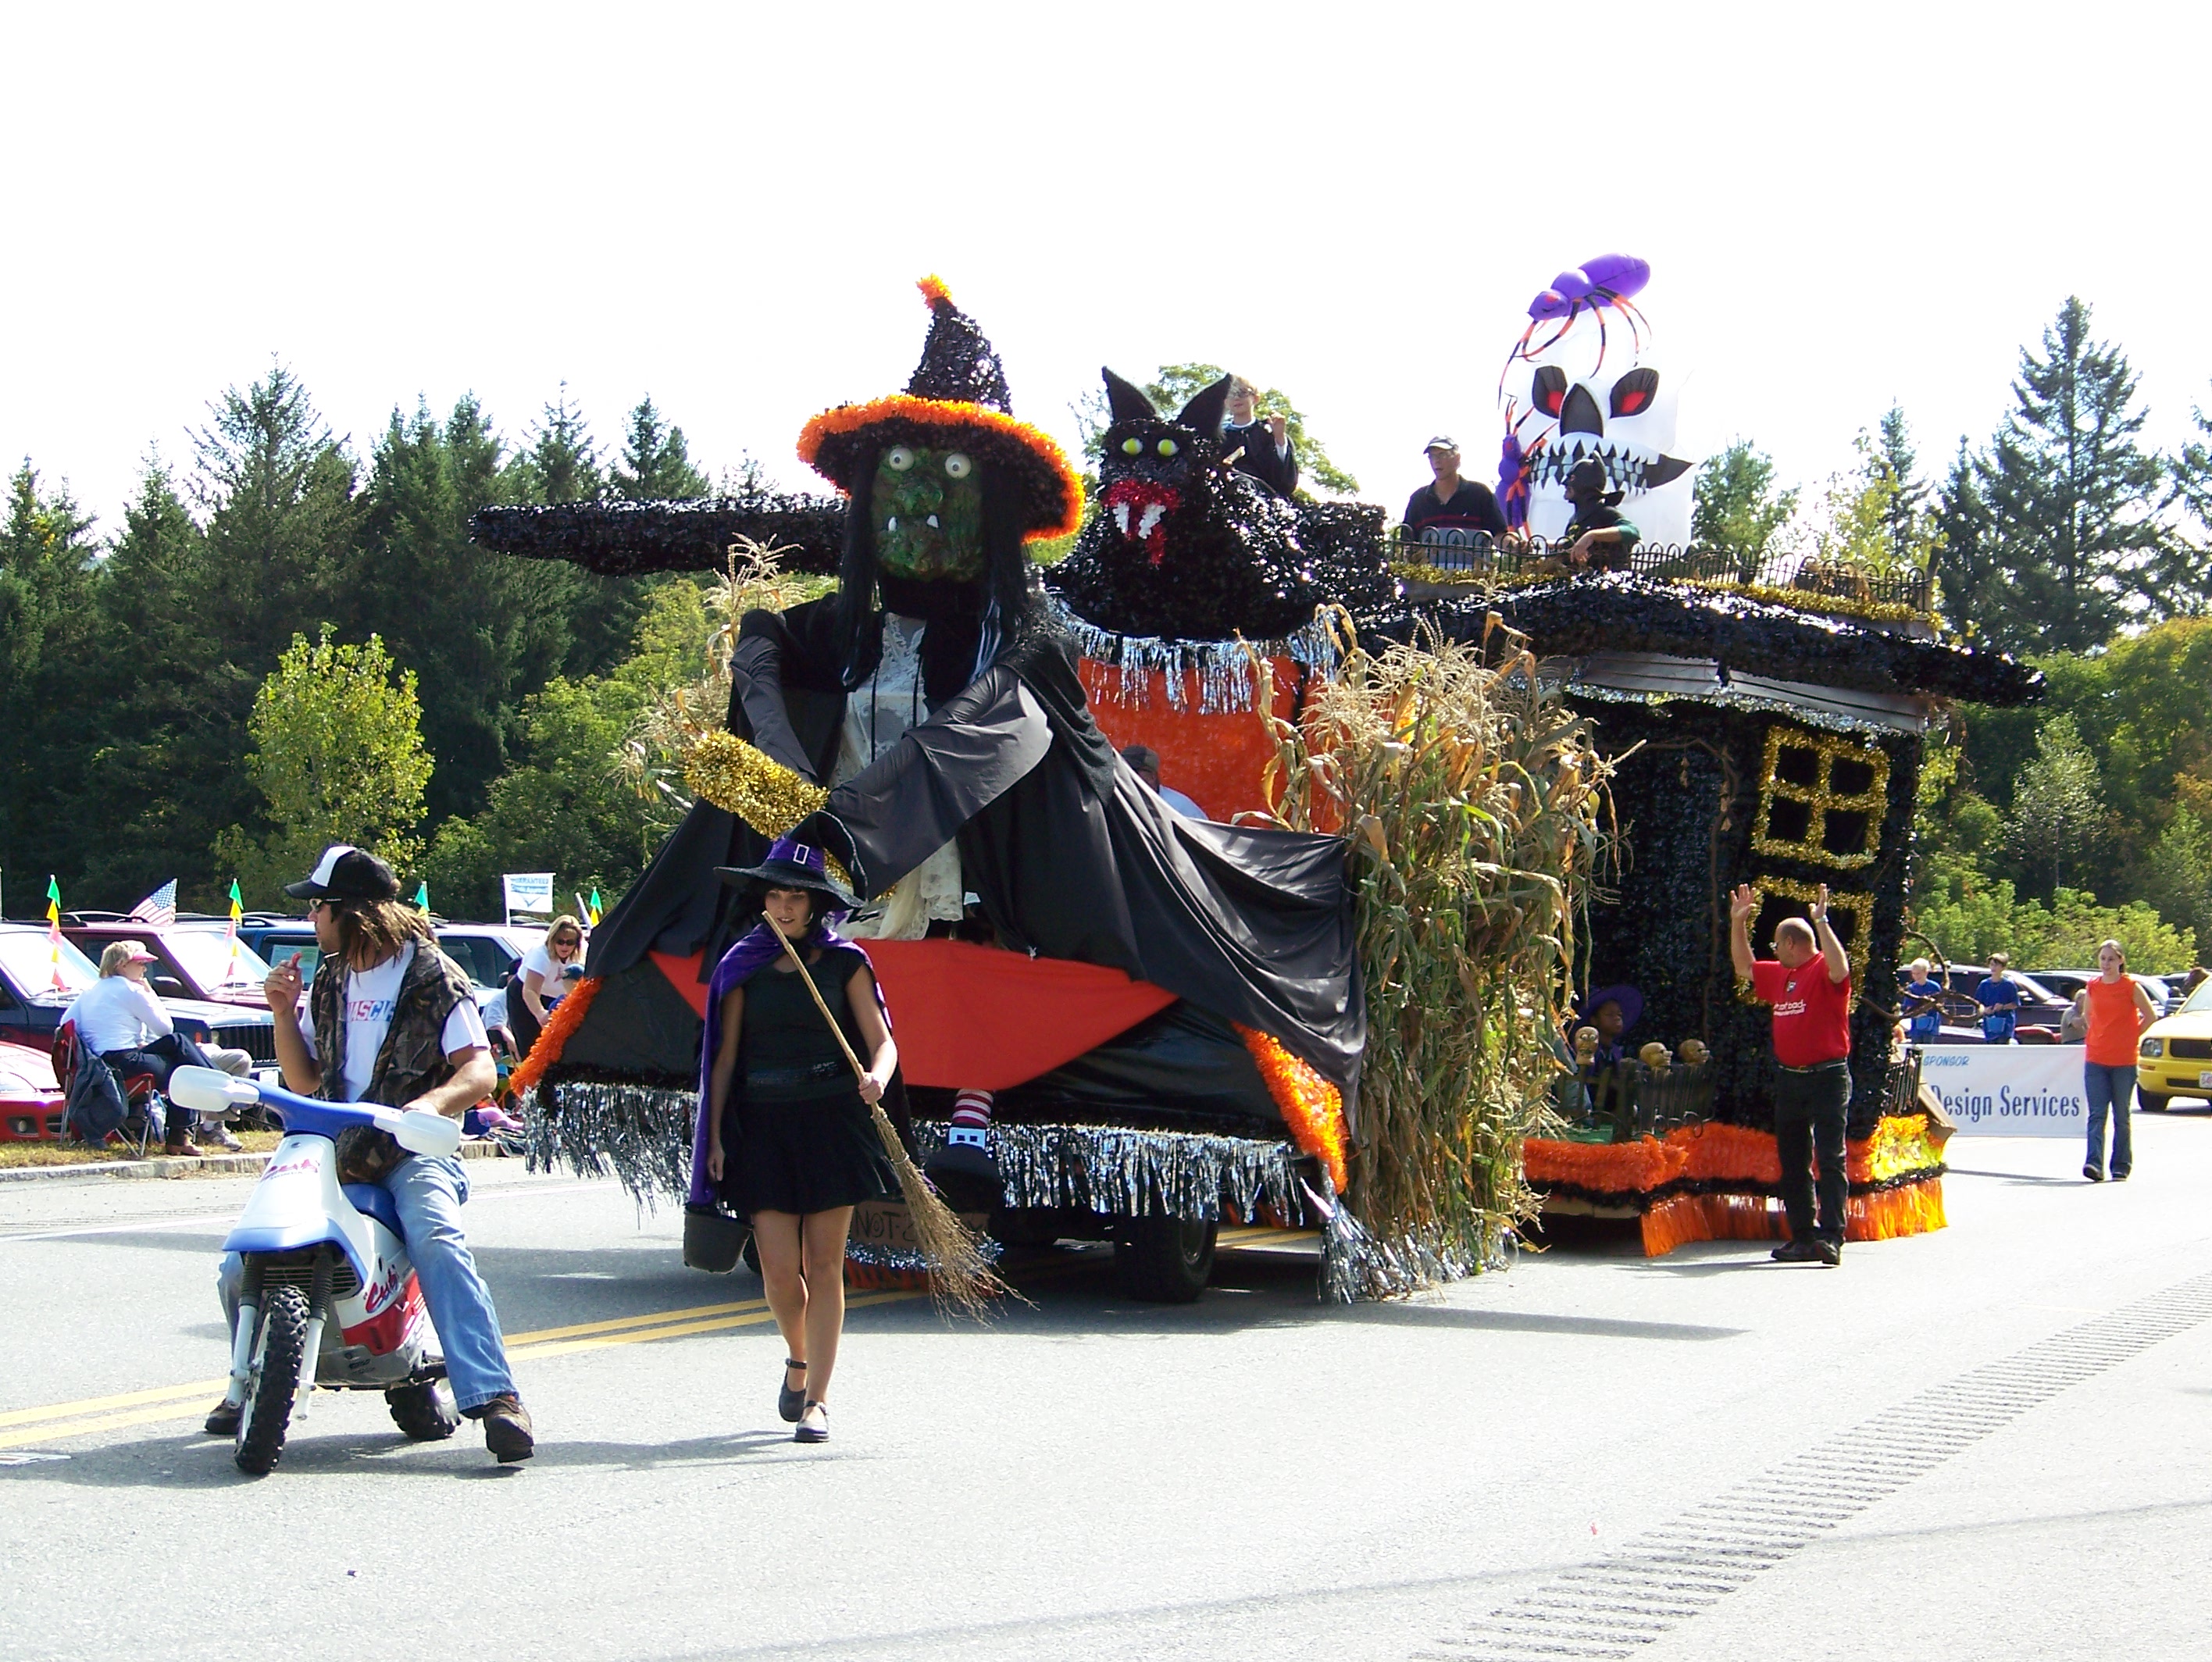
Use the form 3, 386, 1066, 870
797, 276, 1081, 541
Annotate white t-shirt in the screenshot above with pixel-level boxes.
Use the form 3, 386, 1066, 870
300, 944, 489, 1104
65, 975, 175, 1055
521, 943, 583, 997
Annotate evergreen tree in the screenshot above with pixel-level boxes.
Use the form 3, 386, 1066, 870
2157, 385, 2212, 615
347, 395, 576, 824
1691, 440, 1798, 581
0, 464, 98, 905
510, 387, 605, 505
1932, 439, 2002, 639
71, 460, 241, 905
611, 397, 710, 501
1875, 404, 1929, 568
1977, 297, 2165, 654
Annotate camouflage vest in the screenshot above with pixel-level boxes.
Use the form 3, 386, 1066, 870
309, 940, 478, 1181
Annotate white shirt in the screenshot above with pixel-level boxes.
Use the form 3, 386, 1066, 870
835, 613, 965, 940
65, 975, 174, 1055
521, 943, 582, 995
299, 944, 490, 1104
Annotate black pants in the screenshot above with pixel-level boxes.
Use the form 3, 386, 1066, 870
1773, 1060, 1851, 1245
102, 1031, 213, 1096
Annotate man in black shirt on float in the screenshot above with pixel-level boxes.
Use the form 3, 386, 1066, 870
1403, 436, 1507, 540
1222, 376, 1299, 498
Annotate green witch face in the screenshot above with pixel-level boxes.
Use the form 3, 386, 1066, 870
870, 443, 985, 581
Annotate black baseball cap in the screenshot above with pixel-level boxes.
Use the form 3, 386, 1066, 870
284, 843, 401, 902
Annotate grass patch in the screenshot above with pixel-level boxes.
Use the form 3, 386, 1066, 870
0, 1130, 282, 1169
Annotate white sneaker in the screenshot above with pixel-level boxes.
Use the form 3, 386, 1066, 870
194, 1120, 244, 1152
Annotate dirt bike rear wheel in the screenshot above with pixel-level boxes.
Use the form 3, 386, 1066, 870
387, 1381, 461, 1441
234, 1282, 309, 1476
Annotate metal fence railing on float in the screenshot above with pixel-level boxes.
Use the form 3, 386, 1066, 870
1393, 529, 1935, 619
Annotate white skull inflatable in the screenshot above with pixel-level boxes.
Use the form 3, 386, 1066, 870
1497, 254, 1693, 547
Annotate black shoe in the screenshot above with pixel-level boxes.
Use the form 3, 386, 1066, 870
778, 1359, 808, 1424
1771, 1239, 1823, 1263
2083, 1163, 2105, 1182
471, 1393, 535, 1462
794, 1400, 829, 1444
203, 1399, 240, 1437
1813, 1239, 1842, 1267
2111, 1169, 2129, 1182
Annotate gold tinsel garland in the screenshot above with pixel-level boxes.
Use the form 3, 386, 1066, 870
681, 730, 854, 890
1750, 722, 1889, 870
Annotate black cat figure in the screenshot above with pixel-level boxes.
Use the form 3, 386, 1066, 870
1050, 369, 1393, 643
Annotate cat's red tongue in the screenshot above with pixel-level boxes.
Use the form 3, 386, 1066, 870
1101, 480, 1181, 566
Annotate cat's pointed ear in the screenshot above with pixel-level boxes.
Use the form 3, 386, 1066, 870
1176, 374, 1233, 438
1103, 368, 1157, 425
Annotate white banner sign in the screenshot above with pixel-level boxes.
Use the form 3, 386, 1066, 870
501, 872, 556, 916
1916, 1043, 2091, 1136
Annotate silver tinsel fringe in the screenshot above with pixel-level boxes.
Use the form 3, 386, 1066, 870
529, 1091, 1498, 1304
842, 1236, 1004, 1273
912, 1118, 1306, 1223
1051, 598, 1343, 715
530, 1082, 696, 1209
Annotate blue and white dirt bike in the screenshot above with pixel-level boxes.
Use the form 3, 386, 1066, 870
169, 1066, 465, 1476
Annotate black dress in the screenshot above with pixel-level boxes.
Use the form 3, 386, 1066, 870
728, 952, 900, 1218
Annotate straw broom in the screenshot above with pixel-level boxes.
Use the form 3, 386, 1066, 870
762, 911, 1005, 1316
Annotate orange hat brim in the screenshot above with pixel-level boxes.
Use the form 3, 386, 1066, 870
798, 394, 1083, 543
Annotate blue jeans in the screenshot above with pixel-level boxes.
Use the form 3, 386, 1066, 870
221, 1154, 516, 1411
2084, 1063, 2135, 1178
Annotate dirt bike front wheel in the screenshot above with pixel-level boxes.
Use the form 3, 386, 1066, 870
234, 1282, 310, 1476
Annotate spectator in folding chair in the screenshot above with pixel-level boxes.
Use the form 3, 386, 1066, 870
60, 940, 225, 1155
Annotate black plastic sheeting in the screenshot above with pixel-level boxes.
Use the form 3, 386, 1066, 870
469, 494, 849, 577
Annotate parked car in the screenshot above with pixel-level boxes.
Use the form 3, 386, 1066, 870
0, 1037, 64, 1142
0, 922, 276, 1061
2135, 975, 2212, 1111
61, 914, 276, 1010
2025, 968, 2175, 1016
1893, 964, 2068, 1043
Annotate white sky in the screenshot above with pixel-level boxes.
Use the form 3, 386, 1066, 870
8, 2, 2210, 537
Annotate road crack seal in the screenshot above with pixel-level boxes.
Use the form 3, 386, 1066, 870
1417, 1269, 2212, 1660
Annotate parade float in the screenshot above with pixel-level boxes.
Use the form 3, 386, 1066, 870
471, 260, 2038, 1289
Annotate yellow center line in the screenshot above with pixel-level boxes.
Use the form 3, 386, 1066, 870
0, 1288, 930, 1450
0, 1379, 227, 1430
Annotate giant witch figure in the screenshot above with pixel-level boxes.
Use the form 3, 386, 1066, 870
580, 282, 1363, 1169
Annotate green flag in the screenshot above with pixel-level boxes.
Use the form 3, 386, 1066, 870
588, 887, 603, 926
415, 881, 431, 911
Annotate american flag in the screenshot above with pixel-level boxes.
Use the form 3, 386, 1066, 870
128, 879, 179, 929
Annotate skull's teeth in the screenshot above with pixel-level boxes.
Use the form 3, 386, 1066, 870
1113, 502, 1132, 537
1137, 503, 1167, 540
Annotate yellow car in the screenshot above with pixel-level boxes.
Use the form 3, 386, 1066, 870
2137, 977, 2212, 1110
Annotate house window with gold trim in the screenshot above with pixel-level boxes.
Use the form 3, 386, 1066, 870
1750, 876, 1873, 955
1750, 725, 1890, 870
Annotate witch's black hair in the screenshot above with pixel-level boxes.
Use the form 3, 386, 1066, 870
830, 444, 1044, 702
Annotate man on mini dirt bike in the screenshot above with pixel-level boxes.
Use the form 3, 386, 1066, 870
205, 845, 534, 1463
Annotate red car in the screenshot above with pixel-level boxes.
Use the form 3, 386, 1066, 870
0, 1037, 65, 1142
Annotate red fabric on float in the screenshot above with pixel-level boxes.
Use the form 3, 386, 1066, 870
651, 940, 1176, 1090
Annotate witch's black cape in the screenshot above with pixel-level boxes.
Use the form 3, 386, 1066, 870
587, 594, 1361, 1112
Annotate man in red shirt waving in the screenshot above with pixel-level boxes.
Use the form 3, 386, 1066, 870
1730, 882, 1853, 1267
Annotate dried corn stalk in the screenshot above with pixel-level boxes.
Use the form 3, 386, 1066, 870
1250, 612, 1611, 1290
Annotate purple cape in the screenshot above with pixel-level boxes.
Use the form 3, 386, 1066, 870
687, 920, 891, 1207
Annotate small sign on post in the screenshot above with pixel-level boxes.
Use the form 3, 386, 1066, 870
501, 872, 556, 926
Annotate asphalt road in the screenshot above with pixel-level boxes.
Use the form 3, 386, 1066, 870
4, 1109, 2210, 1662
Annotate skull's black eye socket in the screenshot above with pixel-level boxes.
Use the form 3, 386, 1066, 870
1532, 366, 1568, 419
1610, 368, 1660, 419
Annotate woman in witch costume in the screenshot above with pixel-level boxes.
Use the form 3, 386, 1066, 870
702, 836, 899, 1445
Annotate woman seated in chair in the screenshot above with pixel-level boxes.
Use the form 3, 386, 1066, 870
62, 940, 222, 1155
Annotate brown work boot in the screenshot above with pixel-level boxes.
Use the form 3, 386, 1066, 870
473, 1393, 534, 1462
